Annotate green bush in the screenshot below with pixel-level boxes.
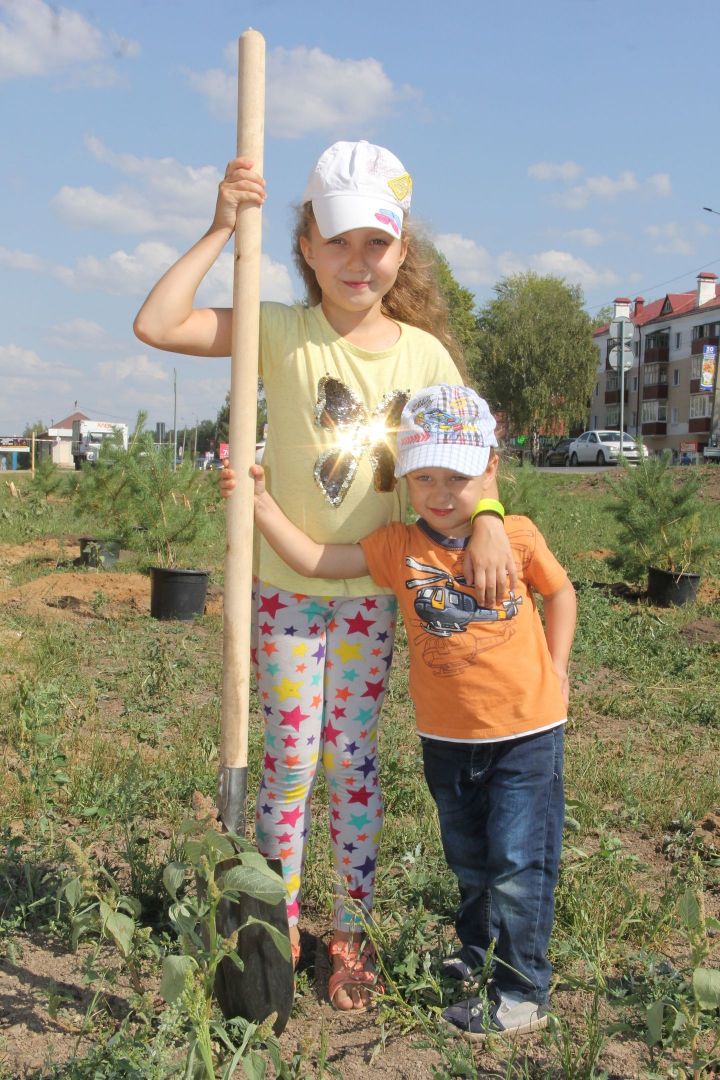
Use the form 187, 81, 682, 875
606, 453, 715, 579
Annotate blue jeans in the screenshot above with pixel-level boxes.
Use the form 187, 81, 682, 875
421, 727, 564, 1004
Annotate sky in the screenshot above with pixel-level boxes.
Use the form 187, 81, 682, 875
2, 0, 719, 435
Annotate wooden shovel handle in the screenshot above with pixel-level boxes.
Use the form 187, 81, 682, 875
221, 30, 265, 769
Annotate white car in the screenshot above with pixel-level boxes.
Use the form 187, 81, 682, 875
567, 430, 649, 466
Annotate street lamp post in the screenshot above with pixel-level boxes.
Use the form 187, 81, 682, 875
173, 368, 178, 472
609, 302, 634, 450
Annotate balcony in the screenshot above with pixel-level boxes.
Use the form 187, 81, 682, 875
642, 383, 668, 401
604, 388, 629, 405
691, 334, 719, 356
642, 421, 667, 435
689, 417, 711, 433
644, 344, 669, 364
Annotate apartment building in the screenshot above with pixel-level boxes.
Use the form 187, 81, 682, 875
591, 272, 720, 458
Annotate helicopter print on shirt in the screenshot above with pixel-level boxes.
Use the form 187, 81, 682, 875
404, 557, 523, 638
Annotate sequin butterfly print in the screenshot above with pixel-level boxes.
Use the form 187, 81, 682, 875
313, 376, 409, 506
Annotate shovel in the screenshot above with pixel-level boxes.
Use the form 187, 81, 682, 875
213, 28, 294, 1035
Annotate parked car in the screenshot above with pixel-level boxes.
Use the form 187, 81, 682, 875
567, 430, 650, 466
544, 437, 573, 467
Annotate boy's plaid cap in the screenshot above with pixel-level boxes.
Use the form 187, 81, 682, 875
394, 384, 498, 478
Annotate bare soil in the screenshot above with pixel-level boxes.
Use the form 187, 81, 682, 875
0, 926, 677, 1079
1, 535, 718, 1078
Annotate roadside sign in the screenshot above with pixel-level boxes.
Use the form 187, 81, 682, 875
608, 346, 633, 372
609, 319, 634, 342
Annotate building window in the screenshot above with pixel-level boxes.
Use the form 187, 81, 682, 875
691, 355, 703, 379
689, 394, 713, 419
675, 332, 681, 349
643, 363, 668, 386
595, 382, 599, 397
606, 405, 619, 426
642, 401, 668, 423
634, 341, 640, 356
606, 373, 619, 391
673, 369, 680, 386
671, 407, 679, 424
646, 330, 669, 350
632, 376, 638, 391
692, 322, 720, 340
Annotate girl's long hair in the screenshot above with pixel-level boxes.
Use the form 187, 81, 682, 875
291, 203, 467, 377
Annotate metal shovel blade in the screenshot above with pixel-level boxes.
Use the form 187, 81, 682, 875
214, 765, 294, 1035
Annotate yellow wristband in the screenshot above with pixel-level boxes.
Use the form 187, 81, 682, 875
470, 498, 505, 523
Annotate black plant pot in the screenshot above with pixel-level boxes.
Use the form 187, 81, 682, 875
150, 567, 209, 621
647, 565, 700, 607
79, 537, 121, 569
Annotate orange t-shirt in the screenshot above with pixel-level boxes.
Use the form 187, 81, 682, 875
360, 516, 569, 741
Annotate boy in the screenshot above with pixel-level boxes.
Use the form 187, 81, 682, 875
223, 384, 576, 1038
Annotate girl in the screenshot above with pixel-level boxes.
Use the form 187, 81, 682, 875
134, 140, 516, 1011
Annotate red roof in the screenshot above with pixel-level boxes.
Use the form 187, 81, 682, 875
593, 284, 720, 335
52, 410, 89, 429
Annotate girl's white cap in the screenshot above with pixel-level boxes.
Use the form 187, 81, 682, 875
302, 140, 412, 240
395, 385, 498, 478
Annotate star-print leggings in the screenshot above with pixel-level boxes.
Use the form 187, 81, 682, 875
251, 579, 397, 931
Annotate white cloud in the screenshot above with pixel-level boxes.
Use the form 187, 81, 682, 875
528, 250, 618, 291
0, 0, 138, 81
555, 170, 639, 210
0, 244, 73, 286
108, 31, 140, 60
645, 222, 693, 256
0, 342, 47, 373
435, 233, 526, 288
0, 343, 230, 433
435, 233, 506, 288
647, 173, 672, 197
46, 319, 113, 349
69, 242, 182, 296
187, 44, 419, 138
98, 353, 168, 384
52, 138, 220, 239
564, 228, 604, 247
551, 169, 672, 210
53, 186, 161, 234
435, 232, 617, 296
0, 239, 294, 304
0, 343, 82, 431
528, 161, 583, 182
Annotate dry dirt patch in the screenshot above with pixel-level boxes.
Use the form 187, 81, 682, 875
679, 615, 720, 645
1, 569, 223, 621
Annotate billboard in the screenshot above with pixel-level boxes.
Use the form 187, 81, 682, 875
700, 344, 717, 391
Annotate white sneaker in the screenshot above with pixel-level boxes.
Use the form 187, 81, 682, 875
442, 988, 547, 1041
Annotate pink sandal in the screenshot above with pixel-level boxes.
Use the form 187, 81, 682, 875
327, 939, 383, 1012
291, 941, 301, 970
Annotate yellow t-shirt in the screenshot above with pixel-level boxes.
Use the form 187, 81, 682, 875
360, 517, 569, 740
257, 302, 461, 596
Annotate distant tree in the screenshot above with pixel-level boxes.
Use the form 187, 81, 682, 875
163, 420, 218, 458
590, 303, 614, 330
434, 250, 481, 378
216, 384, 267, 445
23, 420, 45, 437
472, 272, 598, 440
195, 419, 219, 456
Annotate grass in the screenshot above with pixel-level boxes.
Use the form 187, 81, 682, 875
0, 465, 719, 1078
